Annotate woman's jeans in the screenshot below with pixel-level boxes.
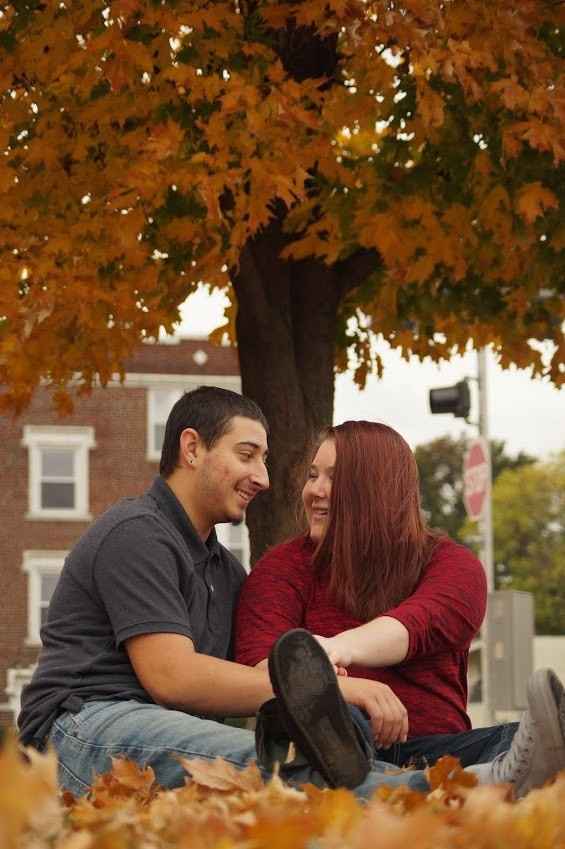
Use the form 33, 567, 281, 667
349, 706, 518, 768
49, 699, 430, 799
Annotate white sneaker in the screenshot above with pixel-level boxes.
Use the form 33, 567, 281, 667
490, 668, 565, 798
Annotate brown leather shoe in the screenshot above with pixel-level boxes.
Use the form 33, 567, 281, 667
268, 629, 370, 789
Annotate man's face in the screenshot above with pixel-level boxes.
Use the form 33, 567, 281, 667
195, 416, 269, 529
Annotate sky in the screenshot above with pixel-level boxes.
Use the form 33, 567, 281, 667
178, 285, 564, 461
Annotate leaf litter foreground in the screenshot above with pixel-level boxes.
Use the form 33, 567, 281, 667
1, 733, 565, 849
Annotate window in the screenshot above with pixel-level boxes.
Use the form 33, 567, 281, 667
216, 522, 251, 572
146, 379, 241, 462
22, 426, 96, 520
147, 387, 187, 461
22, 551, 67, 644
5, 666, 36, 724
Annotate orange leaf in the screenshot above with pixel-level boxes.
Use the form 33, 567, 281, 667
549, 226, 565, 252
418, 84, 445, 129
178, 757, 263, 793
427, 754, 477, 797
491, 78, 529, 111
146, 121, 185, 161
516, 182, 559, 224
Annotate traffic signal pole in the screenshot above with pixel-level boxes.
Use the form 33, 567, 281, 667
477, 347, 495, 724
477, 348, 494, 592
428, 349, 496, 722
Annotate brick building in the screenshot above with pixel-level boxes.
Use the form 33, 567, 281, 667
0, 337, 248, 728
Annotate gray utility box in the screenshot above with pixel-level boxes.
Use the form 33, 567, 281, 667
486, 590, 534, 711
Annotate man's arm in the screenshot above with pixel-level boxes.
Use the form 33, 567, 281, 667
125, 634, 273, 716
126, 632, 274, 717
127, 632, 408, 747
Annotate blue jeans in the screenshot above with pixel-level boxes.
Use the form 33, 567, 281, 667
49, 699, 430, 799
349, 707, 518, 768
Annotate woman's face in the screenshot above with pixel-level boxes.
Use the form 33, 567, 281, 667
302, 438, 336, 543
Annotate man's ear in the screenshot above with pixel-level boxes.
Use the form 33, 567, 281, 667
179, 428, 201, 469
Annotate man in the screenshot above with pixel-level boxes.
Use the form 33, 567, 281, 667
18, 386, 565, 798
19, 386, 273, 794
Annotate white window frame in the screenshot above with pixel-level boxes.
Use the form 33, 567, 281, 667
5, 666, 36, 724
22, 550, 67, 645
216, 522, 251, 572
145, 376, 242, 463
22, 425, 96, 520
147, 385, 193, 462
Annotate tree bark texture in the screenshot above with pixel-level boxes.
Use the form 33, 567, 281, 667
232, 217, 341, 563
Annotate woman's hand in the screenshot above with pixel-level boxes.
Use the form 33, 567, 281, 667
258, 652, 347, 677
338, 676, 409, 749
313, 618, 409, 669
314, 633, 354, 668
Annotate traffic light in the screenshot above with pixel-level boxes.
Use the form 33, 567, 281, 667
429, 379, 471, 419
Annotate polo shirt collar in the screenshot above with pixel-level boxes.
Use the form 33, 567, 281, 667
148, 476, 221, 563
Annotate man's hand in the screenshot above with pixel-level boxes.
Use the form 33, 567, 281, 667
338, 676, 409, 749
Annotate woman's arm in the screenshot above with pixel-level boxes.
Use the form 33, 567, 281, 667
315, 540, 487, 668
315, 616, 409, 668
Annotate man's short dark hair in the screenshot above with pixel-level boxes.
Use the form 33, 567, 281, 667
159, 385, 269, 477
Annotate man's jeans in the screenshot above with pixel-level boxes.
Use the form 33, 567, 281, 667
49, 699, 429, 799
350, 706, 519, 768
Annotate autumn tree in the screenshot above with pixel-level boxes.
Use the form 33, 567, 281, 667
461, 453, 565, 634
1, 1, 564, 559
415, 434, 535, 541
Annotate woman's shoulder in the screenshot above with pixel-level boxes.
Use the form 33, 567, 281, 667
430, 535, 479, 556
426, 535, 484, 573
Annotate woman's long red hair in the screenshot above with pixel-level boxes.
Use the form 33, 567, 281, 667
311, 421, 442, 621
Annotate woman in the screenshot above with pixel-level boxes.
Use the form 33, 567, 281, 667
236, 421, 517, 767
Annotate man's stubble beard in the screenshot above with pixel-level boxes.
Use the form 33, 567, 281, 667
199, 463, 244, 526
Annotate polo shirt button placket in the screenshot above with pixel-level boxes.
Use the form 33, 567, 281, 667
207, 579, 220, 635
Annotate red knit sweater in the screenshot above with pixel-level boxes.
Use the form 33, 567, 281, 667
235, 535, 486, 738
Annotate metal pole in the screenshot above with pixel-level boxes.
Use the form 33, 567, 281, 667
477, 347, 495, 724
477, 348, 494, 591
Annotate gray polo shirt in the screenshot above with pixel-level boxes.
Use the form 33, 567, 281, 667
18, 476, 246, 747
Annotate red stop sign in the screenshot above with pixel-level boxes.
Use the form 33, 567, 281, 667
463, 438, 490, 520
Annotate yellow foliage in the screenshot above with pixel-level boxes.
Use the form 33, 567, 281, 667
0, 0, 564, 407
418, 83, 445, 130
2, 741, 565, 849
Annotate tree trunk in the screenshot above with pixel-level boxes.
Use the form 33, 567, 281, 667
232, 217, 341, 563
231, 16, 380, 563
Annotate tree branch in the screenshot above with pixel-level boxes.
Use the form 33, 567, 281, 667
334, 248, 381, 298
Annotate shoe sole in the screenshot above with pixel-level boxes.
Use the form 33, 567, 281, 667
527, 668, 565, 776
268, 629, 370, 789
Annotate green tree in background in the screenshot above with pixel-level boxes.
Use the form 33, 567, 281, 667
483, 454, 565, 635
415, 434, 535, 541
